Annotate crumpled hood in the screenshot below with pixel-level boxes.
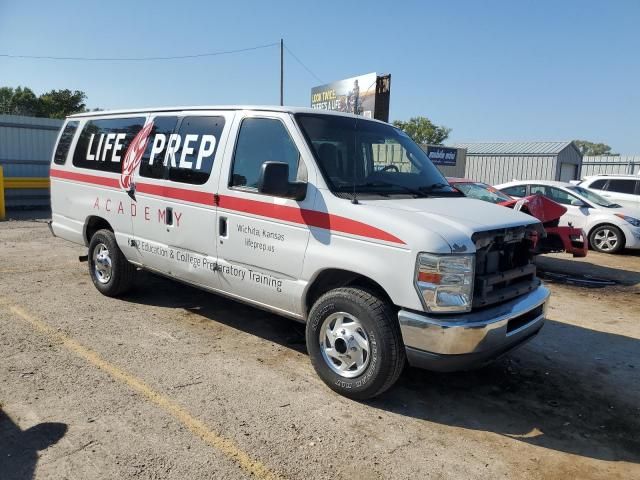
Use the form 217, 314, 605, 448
356, 197, 541, 253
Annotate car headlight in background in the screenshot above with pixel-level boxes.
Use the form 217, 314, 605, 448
614, 214, 640, 227
415, 253, 474, 313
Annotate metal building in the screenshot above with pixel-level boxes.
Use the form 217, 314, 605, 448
0, 114, 62, 208
452, 141, 582, 185
581, 155, 640, 176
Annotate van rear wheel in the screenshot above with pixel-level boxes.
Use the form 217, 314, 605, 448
306, 287, 405, 400
88, 229, 136, 296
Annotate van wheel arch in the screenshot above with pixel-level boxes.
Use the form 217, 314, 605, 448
305, 269, 395, 317
84, 216, 113, 246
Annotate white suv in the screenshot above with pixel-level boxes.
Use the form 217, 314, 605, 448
578, 174, 640, 210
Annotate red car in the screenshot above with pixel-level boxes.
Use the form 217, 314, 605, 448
447, 178, 587, 257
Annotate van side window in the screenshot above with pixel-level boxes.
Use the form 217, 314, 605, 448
53, 121, 79, 165
139, 116, 179, 179
72, 117, 146, 173
167, 116, 225, 185
230, 118, 301, 189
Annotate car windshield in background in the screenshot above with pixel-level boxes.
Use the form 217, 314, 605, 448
295, 113, 460, 198
453, 182, 512, 204
568, 185, 620, 208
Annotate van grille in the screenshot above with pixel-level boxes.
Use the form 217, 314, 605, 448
472, 226, 540, 309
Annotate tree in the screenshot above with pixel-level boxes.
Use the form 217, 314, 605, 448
392, 116, 452, 145
0, 87, 14, 113
574, 140, 617, 156
39, 89, 87, 119
0, 86, 89, 118
0, 86, 40, 116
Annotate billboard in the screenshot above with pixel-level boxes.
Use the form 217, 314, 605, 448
311, 73, 391, 122
425, 146, 457, 166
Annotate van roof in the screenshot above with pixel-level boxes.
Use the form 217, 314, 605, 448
68, 105, 389, 123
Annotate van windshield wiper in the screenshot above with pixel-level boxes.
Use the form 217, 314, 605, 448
418, 182, 462, 196
356, 181, 430, 197
419, 182, 450, 193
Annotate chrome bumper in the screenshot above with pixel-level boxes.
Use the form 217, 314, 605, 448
399, 285, 550, 372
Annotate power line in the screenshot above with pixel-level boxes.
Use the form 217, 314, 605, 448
0, 42, 279, 62
283, 44, 324, 84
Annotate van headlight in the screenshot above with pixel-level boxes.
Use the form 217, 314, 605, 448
415, 253, 474, 313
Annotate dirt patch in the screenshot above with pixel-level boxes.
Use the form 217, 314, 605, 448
1, 221, 639, 479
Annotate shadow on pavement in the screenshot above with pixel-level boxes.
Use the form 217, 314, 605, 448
1, 208, 51, 222
368, 328, 640, 464
0, 410, 67, 480
122, 272, 640, 464
536, 254, 640, 285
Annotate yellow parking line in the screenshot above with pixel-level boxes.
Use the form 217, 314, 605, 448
2, 300, 284, 480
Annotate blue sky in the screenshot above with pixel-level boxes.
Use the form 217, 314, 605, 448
1, 0, 638, 152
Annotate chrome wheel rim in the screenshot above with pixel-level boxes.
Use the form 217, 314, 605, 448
93, 243, 113, 284
319, 312, 370, 378
593, 229, 618, 251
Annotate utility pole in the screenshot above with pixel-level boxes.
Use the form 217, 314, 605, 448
280, 38, 284, 106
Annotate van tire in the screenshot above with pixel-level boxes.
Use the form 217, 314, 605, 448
589, 224, 624, 254
88, 229, 136, 297
306, 287, 405, 400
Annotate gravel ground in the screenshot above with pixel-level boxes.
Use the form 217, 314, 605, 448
1, 218, 639, 479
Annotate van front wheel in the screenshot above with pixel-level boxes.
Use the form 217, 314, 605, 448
88, 229, 136, 297
306, 287, 405, 399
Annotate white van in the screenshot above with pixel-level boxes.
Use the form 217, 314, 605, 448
49, 106, 550, 399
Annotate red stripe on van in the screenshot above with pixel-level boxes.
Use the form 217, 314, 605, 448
50, 169, 120, 188
136, 182, 215, 205
49, 168, 405, 245
217, 195, 406, 245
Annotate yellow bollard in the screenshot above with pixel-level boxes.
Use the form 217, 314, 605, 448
0, 166, 5, 220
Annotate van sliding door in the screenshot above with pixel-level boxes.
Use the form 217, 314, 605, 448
132, 112, 233, 289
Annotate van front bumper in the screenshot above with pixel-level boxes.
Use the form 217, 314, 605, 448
399, 285, 550, 372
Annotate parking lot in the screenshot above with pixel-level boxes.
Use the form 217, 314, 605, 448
1, 218, 639, 480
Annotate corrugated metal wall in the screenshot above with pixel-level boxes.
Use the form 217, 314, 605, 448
465, 155, 557, 185
0, 114, 62, 208
581, 155, 640, 176
371, 144, 467, 178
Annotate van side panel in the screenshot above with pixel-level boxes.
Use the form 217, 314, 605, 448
50, 115, 148, 264
300, 190, 420, 312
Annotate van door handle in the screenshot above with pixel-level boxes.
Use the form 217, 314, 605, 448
219, 216, 227, 238
166, 207, 173, 225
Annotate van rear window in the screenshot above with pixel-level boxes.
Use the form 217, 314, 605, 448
72, 117, 146, 173
53, 121, 79, 165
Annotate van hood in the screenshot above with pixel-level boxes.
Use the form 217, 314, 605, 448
353, 197, 541, 254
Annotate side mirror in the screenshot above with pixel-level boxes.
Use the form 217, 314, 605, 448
257, 161, 307, 201
571, 199, 586, 207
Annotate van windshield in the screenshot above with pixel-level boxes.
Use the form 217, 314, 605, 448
295, 113, 460, 198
